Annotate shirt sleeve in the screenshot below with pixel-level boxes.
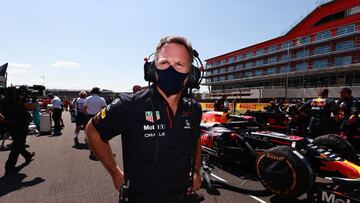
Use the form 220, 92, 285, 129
92, 98, 126, 141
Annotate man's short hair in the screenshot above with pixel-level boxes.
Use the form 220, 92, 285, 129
318, 88, 329, 97
341, 87, 352, 95
155, 36, 193, 63
91, 87, 101, 95
79, 91, 87, 98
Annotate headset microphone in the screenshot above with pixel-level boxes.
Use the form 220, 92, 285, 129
143, 49, 203, 89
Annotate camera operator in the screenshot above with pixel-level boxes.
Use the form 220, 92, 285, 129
1, 87, 34, 175
86, 36, 202, 203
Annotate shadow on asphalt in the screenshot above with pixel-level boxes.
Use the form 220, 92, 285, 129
0, 173, 45, 197
72, 143, 89, 150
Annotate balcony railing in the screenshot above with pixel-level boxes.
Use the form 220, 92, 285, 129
204, 45, 360, 78
206, 23, 360, 71
203, 61, 360, 85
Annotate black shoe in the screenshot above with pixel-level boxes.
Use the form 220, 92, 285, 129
25, 152, 35, 164
74, 137, 79, 145
89, 153, 98, 161
53, 132, 62, 136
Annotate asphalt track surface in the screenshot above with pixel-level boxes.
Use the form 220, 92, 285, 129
0, 112, 310, 203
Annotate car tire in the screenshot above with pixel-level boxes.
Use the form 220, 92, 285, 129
313, 134, 358, 164
256, 146, 314, 199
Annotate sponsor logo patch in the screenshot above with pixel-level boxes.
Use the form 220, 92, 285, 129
145, 111, 160, 123
101, 108, 106, 119
184, 119, 191, 129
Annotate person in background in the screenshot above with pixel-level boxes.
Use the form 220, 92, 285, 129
298, 88, 337, 138
63, 96, 70, 111
1, 87, 34, 175
84, 87, 106, 159
73, 91, 88, 145
132, 85, 142, 94
105, 95, 113, 105
48, 93, 63, 136
214, 95, 229, 112
336, 87, 359, 138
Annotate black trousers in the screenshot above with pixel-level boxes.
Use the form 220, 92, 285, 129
52, 108, 62, 133
5, 132, 32, 170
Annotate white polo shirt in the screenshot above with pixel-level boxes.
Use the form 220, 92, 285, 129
52, 96, 62, 109
84, 94, 106, 115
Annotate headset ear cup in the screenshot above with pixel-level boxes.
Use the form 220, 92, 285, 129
186, 65, 200, 89
144, 61, 157, 82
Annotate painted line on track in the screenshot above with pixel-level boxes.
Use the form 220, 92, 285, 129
210, 173, 268, 203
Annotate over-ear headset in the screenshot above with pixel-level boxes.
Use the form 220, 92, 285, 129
144, 49, 203, 89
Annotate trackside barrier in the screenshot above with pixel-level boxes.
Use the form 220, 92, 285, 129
200, 103, 269, 112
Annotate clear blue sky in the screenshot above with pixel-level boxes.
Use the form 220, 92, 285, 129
0, 0, 319, 92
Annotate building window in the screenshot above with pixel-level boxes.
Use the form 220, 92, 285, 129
246, 52, 253, 58
335, 56, 352, 66
228, 66, 234, 72
279, 65, 290, 73
314, 45, 330, 55
268, 45, 277, 53
314, 11, 346, 26
281, 53, 290, 61
348, 6, 360, 16
268, 56, 277, 64
282, 41, 292, 50
220, 60, 226, 65
236, 64, 243, 70
255, 59, 264, 66
255, 49, 264, 56
336, 40, 354, 51
297, 36, 310, 45
213, 69, 218, 74
313, 59, 328, 69
219, 76, 225, 81
295, 63, 308, 72
236, 55, 243, 61
295, 49, 309, 58
228, 74, 234, 80
206, 63, 212, 69
267, 67, 276, 74
236, 73, 243, 78
255, 70, 263, 76
213, 76, 218, 81
220, 67, 226, 73
228, 57, 235, 64
337, 24, 356, 35
315, 30, 332, 41
245, 61, 253, 68
245, 71, 253, 77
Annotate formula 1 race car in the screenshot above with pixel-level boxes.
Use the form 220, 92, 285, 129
200, 111, 360, 202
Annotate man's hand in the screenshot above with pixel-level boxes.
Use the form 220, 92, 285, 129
187, 172, 202, 193
112, 165, 124, 191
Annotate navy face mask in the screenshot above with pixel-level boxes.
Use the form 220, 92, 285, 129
156, 65, 188, 96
